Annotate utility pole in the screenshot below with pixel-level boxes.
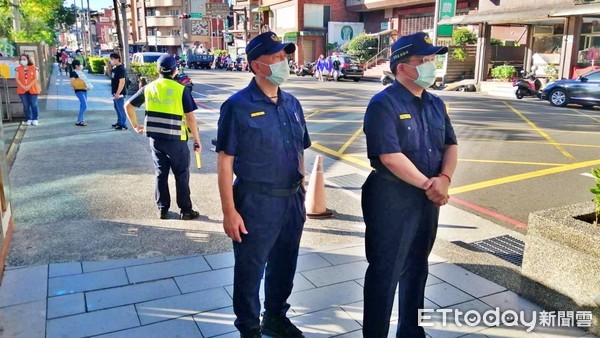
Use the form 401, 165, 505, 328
87, 0, 93, 55
243, 7, 248, 49
432, 0, 440, 45
120, 0, 130, 70
112, 0, 123, 55
80, 0, 87, 55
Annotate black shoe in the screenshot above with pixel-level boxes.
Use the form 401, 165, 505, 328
180, 209, 199, 220
159, 210, 169, 219
115, 125, 128, 130
240, 328, 262, 338
261, 315, 304, 338
111, 123, 119, 128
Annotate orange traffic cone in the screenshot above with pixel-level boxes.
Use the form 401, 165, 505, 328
305, 155, 334, 219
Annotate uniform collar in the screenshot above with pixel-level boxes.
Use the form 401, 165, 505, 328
392, 80, 434, 103
248, 78, 289, 103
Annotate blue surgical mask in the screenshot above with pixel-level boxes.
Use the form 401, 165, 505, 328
405, 61, 437, 89
257, 60, 290, 86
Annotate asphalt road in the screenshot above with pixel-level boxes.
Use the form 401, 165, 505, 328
185, 68, 600, 232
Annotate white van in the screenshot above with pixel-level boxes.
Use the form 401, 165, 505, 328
131, 52, 164, 64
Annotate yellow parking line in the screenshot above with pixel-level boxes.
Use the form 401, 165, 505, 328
458, 159, 565, 166
570, 109, 600, 123
503, 101, 575, 160
310, 132, 355, 136
460, 138, 600, 149
287, 84, 373, 100
311, 143, 372, 169
449, 158, 600, 195
338, 126, 364, 154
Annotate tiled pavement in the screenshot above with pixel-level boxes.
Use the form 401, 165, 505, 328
0, 244, 594, 338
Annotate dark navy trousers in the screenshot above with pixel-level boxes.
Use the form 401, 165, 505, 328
232, 183, 306, 334
361, 172, 439, 338
149, 137, 193, 213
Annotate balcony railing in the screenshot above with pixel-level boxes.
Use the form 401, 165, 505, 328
144, 0, 181, 7
147, 35, 182, 46
146, 16, 180, 27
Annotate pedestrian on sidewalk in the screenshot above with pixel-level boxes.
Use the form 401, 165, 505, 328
124, 54, 201, 221
15, 54, 41, 126
361, 32, 458, 338
70, 59, 93, 126
216, 31, 310, 338
110, 53, 128, 130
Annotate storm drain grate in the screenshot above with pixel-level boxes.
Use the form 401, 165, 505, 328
327, 173, 367, 194
467, 235, 524, 267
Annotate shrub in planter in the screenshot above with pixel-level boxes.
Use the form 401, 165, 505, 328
545, 64, 559, 81
591, 168, 600, 225
491, 65, 516, 81
452, 28, 477, 46
89, 57, 107, 74
451, 48, 468, 61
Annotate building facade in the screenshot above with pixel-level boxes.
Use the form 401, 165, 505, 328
231, 0, 359, 65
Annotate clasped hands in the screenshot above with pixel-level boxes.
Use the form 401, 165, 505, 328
422, 176, 450, 206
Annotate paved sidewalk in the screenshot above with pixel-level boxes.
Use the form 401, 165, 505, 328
0, 65, 595, 338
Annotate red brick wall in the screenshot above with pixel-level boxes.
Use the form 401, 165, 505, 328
297, 0, 360, 29
364, 10, 385, 34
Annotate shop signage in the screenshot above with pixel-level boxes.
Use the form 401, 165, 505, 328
438, 0, 456, 37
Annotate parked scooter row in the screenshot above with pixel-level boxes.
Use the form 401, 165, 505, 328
296, 62, 315, 77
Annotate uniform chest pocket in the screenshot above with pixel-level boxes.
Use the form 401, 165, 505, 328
246, 116, 278, 151
398, 119, 420, 152
430, 120, 446, 149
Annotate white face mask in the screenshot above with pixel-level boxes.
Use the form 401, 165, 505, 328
109, 60, 116, 66
257, 60, 290, 86
20, 60, 28, 66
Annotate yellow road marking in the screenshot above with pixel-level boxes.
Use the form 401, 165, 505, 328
458, 159, 565, 166
570, 109, 600, 123
311, 143, 372, 169
338, 126, 364, 154
460, 138, 600, 149
449, 158, 600, 195
310, 132, 355, 136
287, 84, 373, 100
503, 101, 575, 160
454, 124, 600, 135
305, 107, 366, 120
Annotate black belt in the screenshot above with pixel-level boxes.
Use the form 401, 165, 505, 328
238, 180, 301, 197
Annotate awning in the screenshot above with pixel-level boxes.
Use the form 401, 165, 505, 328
550, 4, 600, 16
299, 31, 325, 36
283, 32, 298, 43
438, 7, 566, 25
366, 29, 398, 37
251, 6, 270, 13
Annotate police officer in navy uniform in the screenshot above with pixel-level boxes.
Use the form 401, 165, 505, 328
361, 32, 458, 338
216, 32, 310, 338
125, 54, 201, 220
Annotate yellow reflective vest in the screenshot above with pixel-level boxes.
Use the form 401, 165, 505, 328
144, 78, 187, 141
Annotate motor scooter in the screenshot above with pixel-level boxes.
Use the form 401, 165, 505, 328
296, 62, 315, 77
381, 71, 394, 85
513, 67, 542, 99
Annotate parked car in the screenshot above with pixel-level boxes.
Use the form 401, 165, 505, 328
131, 52, 163, 64
541, 69, 600, 107
332, 54, 364, 82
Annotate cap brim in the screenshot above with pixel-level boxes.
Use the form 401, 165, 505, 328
415, 45, 448, 56
265, 42, 296, 56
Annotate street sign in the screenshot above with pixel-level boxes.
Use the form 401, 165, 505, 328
205, 2, 230, 18
190, 13, 202, 19
438, 0, 456, 37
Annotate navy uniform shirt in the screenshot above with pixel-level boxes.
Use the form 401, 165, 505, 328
217, 78, 311, 187
364, 80, 457, 179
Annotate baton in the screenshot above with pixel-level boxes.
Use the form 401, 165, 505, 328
195, 152, 202, 169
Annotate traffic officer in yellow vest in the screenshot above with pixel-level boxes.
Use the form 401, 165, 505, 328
125, 54, 201, 220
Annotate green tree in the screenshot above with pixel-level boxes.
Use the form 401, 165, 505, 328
344, 33, 378, 63
452, 28, 477, 46
0, 0, 72, 44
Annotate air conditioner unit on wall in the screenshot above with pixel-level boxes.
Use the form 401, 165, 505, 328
533, 25, 554, 36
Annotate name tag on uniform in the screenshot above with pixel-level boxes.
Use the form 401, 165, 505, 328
250, 111, 265, 117
399, 114, 412, 120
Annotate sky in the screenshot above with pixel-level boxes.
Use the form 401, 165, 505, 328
89, 0, 114, 11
